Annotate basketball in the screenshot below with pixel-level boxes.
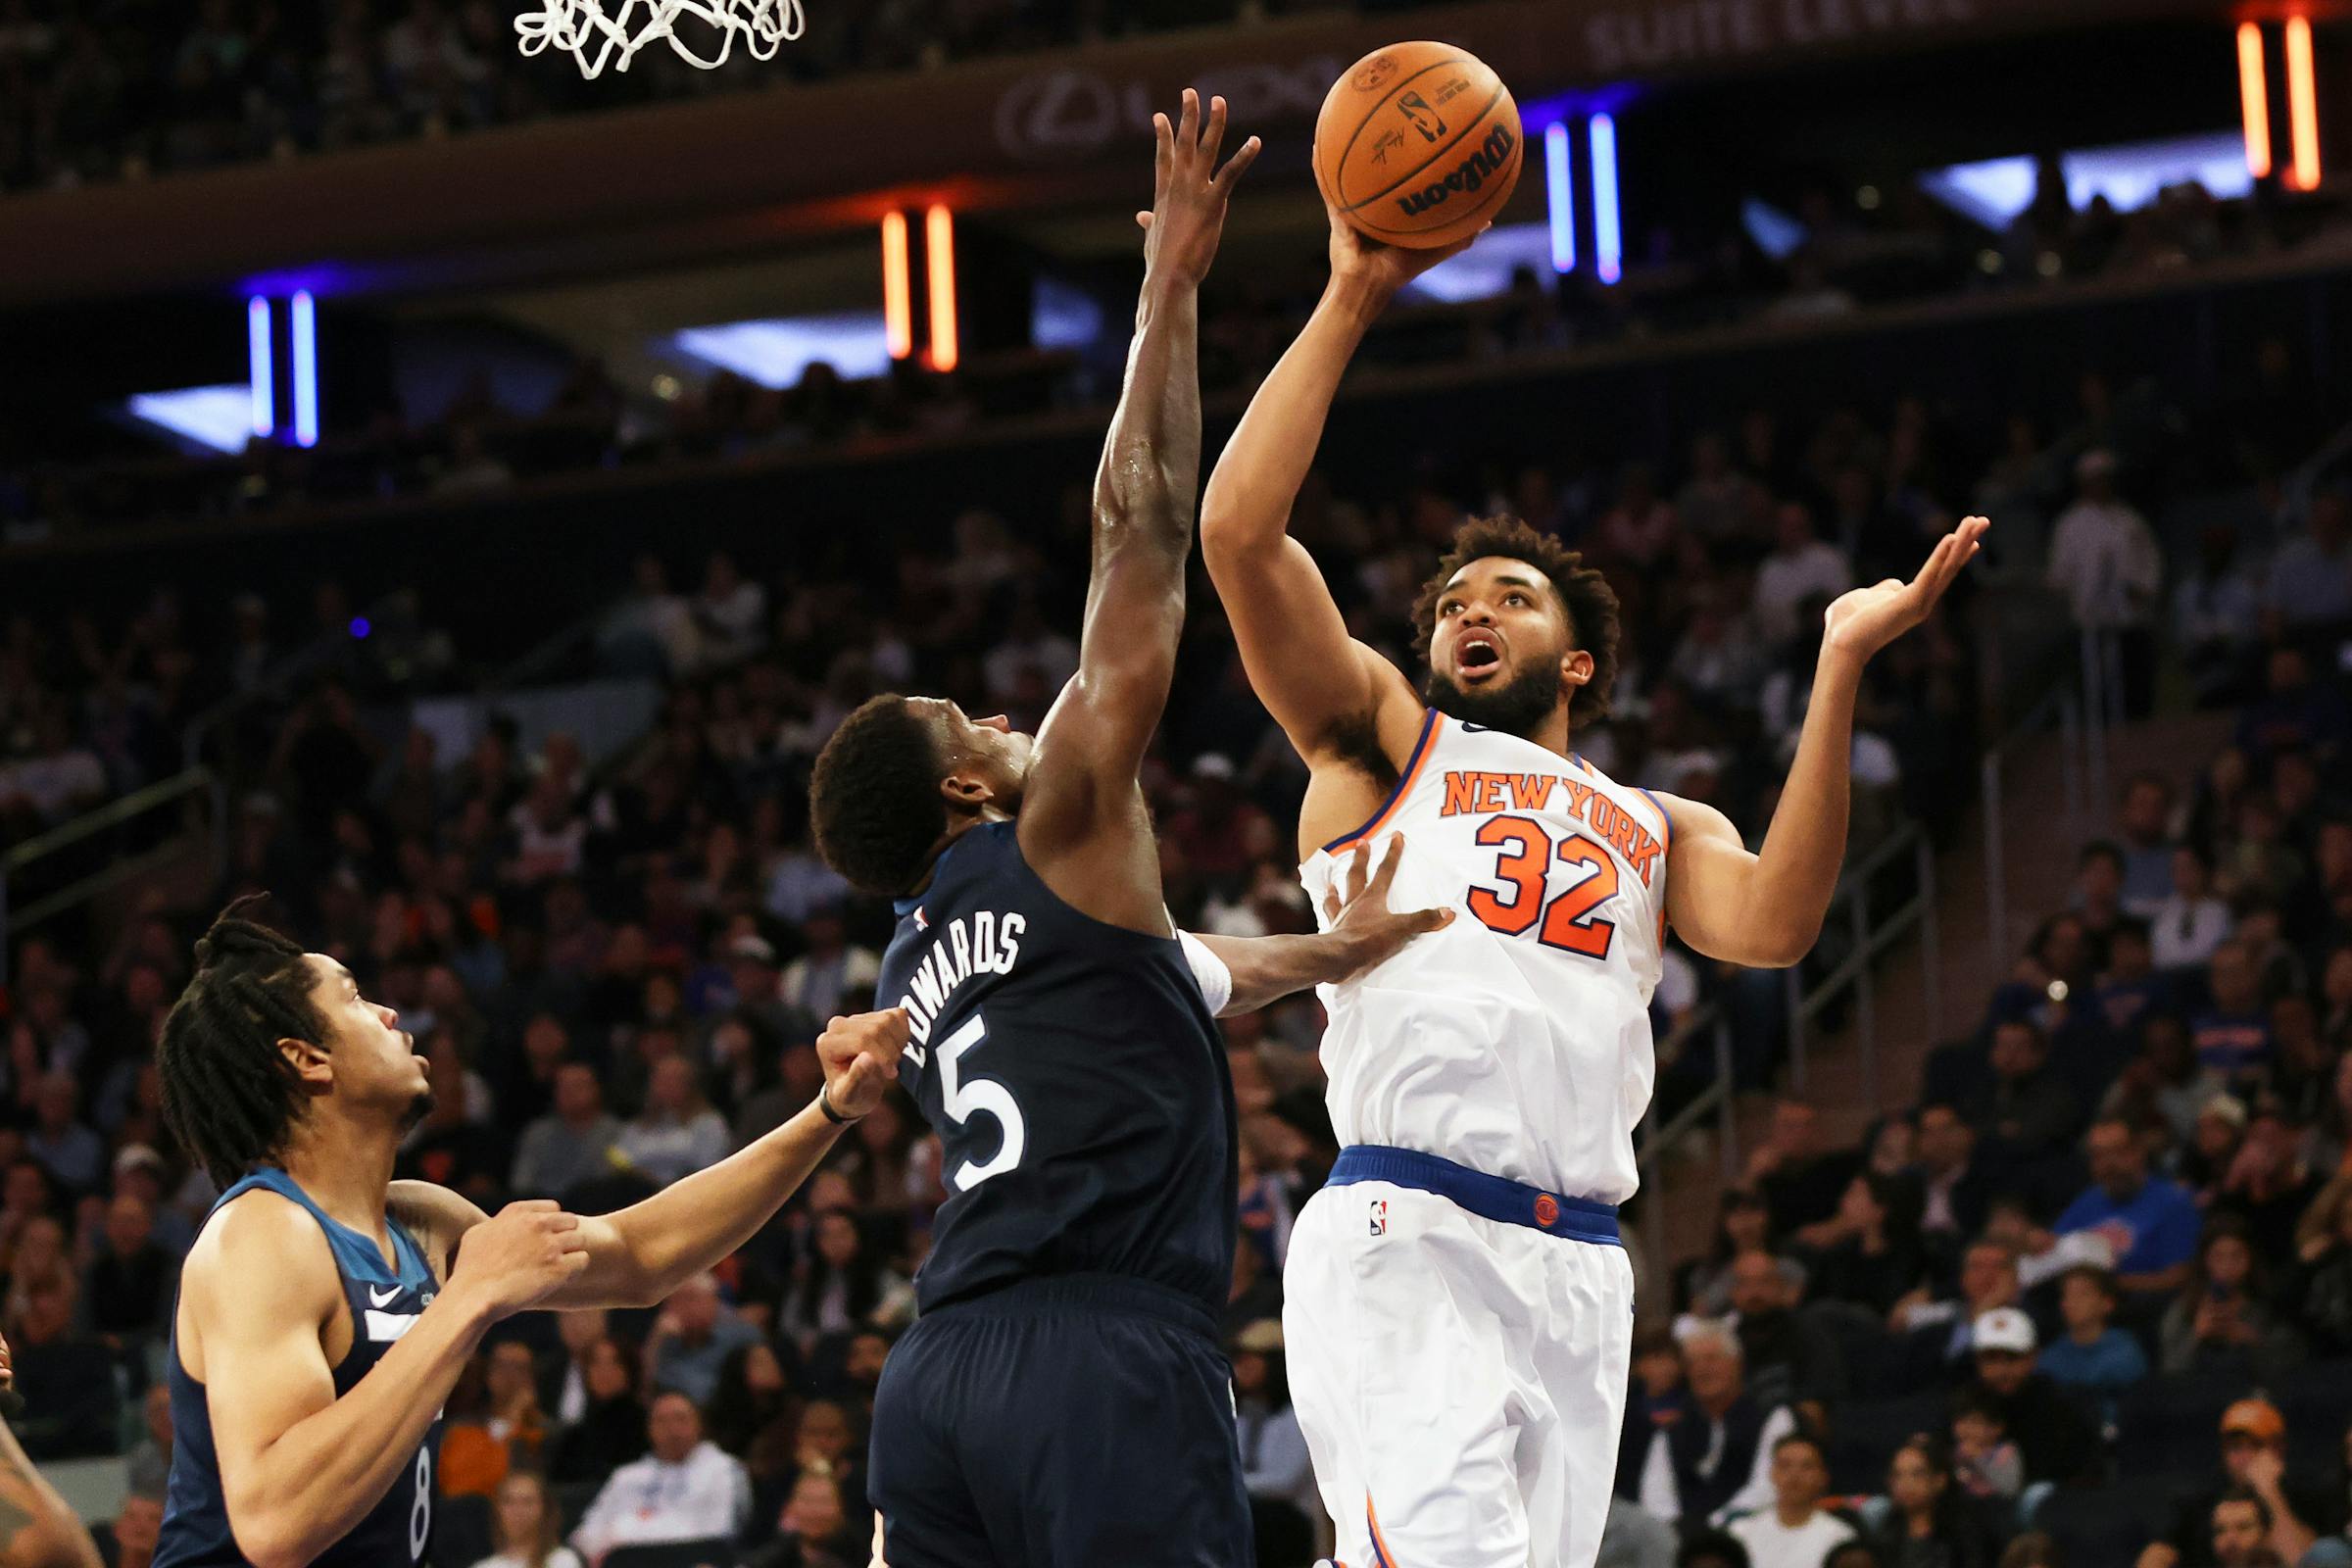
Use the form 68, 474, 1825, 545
1314, 41, 1524, 250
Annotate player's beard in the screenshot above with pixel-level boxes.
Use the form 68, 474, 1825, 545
1422, 657, 1562, 738
401, 1090, 435, 1133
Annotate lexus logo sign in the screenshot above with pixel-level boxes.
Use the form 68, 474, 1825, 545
994, 56, 1345, 160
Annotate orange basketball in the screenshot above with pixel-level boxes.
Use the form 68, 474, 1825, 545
1314, 41, 1523, 250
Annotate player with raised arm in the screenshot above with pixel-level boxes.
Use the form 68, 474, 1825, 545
808, 95, 1450, 1568
1198, 201, 1986, 1568
148, 897, 906, 1568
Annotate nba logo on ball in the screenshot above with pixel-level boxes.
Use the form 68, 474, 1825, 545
1369, 1200, 1388, 1237
1396, 89, 1446, 142
1534, 1194, 1560, 1229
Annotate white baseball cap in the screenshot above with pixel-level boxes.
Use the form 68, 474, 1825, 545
1974, 1307, 2037, 1356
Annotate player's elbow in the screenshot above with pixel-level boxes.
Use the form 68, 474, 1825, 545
1744, 918, 1820, 969
1199, 492, 1253, 556
231, 1509, 312, 1568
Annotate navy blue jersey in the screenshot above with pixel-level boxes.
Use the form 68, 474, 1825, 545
880, 820, 1237, 1315
155, 1168, 443, 1568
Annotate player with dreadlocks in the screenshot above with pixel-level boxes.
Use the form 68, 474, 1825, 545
150, 896, 906, 1568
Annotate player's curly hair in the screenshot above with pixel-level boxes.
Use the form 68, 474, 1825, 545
809, 695, 951, 896
1410, 514, 1622, 727
157, 896, 328, 1188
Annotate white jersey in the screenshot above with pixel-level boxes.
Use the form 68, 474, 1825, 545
1299, 709, 1668, 1204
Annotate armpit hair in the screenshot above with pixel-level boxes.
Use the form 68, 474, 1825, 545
1317, 710, 1400, 795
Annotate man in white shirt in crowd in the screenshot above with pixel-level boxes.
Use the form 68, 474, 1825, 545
1752, 502, 1854, 649
2046, 448, 2161, 715
1729, 1434, 1856, 1568
572, 1391, 751, 1565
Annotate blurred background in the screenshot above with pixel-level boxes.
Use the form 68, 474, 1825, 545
2, 1, 2351, 1565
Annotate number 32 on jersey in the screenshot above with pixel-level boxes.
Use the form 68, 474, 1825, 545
1466, 815, 1620, 958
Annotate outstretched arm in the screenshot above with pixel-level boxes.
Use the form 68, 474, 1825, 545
1661, 517, 1987, 967
1200, 197, 1476, 761
392, 1014, 906, 1309
1018, 91, 1255, 924
1194, 836, 1452, 1013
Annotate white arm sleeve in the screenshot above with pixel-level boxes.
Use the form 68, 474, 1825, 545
1178, 930, 1233, 1017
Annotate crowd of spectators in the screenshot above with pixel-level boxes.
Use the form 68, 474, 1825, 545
1604, 574, 2352, 1565
3, 278, 2350, 1568
12, 149, 2352, 556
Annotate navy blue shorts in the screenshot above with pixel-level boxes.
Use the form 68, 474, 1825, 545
868, 1274, 1250, 1568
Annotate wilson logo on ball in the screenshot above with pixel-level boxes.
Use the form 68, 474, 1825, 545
1393, 122, 1517, 217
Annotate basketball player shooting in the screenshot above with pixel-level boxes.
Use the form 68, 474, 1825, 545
1198, 206, 1986, 1567
808, 95, 1453, 1567
145, 898, 906, 1568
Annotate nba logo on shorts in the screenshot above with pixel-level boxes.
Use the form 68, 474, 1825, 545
1369, 1200, 1388, 1237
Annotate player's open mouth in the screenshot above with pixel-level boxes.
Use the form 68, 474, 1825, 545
1455, 631, 1503, 681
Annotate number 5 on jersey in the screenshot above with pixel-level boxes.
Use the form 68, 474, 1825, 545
936, 1011, 1027, 1192
1467, 814, 1618, 957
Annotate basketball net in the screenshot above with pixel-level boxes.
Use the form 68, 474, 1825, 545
515, 0, 806, 77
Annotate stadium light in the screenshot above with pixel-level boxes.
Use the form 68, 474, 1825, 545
672, 315, 896, 385
129, 386, 262, 455
291, 290, 318, 449
1590, 114, 1622, 285
2285, 17, 2321, 190
925, 204, 958, 373
1544, 122, 1576, 274
881, 211, 912, 360
2238, 23, 2274, 179
247, 297, 274, 440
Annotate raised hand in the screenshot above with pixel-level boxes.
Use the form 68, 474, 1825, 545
817, 1007, 911, 1121
1320, 151, 1487, 306
445, 1200, 589, 1319
1323, 835, 1454, 972
1821, 514, 1989, 662
1136, 89, 1259, 288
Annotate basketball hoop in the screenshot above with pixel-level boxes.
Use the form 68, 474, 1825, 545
516, 0, 807, 77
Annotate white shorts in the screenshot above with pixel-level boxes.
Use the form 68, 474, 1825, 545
1283, 1177, 1635, 1568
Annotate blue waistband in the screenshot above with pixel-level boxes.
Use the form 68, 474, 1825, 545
1327, 1145, 1622, 1246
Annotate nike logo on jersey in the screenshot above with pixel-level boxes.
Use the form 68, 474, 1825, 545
1437, 768, 1664, 883
368, 1285, 401, 1307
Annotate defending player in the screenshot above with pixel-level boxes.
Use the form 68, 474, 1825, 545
1198, 201, 1986, 1567
148, 899, 905, 1568
808, 95, 1448, 1566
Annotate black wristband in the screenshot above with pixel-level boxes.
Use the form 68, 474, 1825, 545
817, 1084, 862, 1126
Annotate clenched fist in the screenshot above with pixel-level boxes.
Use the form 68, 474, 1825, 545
818, 1007, 910, 1122
447, 1200, 590, 1319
